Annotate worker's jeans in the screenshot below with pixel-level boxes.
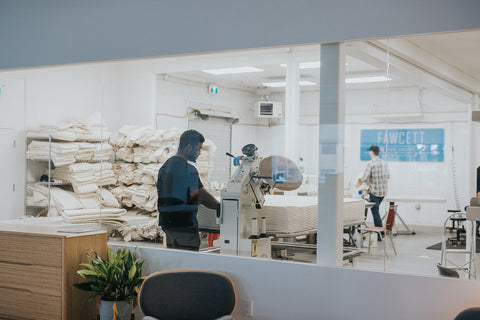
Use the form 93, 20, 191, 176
369, 194, 384, 228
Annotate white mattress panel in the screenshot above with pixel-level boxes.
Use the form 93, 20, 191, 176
198, 195, 365, 234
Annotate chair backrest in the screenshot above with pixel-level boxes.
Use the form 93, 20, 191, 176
385, 202, 397, 232
139, 270, 236, 320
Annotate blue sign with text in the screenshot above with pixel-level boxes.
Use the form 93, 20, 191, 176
360, 128, 444, 162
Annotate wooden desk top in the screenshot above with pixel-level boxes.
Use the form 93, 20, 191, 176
0, 221, 107, 238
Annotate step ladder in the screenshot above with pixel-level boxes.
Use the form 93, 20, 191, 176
440, 210, 476, 279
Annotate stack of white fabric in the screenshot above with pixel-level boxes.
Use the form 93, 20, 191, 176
111, 184, 157, 212
110, 126, 182, 162
27, 141, 113, 165
117, 218, 161, 241
50, 163, 99, 194
29, 185, 122, 219
114, 163, 138, 185
133, 146, 155, 163
111, 185, 133, 207
93, 143, 113, 161
116, 145, 177, 163
116, 147, 134, 162
26, 183, 49, 207
109, 125, 168, 147
27, 141, 79, 166
131, 184, 158, 212
98, 188, 121, 208
137, 163, 162, 184
26, 113, 112, 142
91, 162, 117, 186
76, 142, 96, 161
62, 208, 127, 226
48, 186, 85, 216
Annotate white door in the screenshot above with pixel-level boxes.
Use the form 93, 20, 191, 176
0, 129, 17, 219
0, 77, 25, 219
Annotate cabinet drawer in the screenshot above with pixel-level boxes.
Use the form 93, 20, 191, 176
0, 287, 61, 320
0, 261, 62, 296
0, 233, 62, 267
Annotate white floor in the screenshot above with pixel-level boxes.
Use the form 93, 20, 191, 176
346, 225, 479, 279
350, 225, 445, 276
263, 224, 480, 279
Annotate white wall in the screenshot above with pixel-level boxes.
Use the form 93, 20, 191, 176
155, 76, 282, 161
345, 86, 472, 226
112, 243, 480, 320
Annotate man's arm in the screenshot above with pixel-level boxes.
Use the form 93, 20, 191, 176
360, 162, 373, 182
356, 162, 372, 187
190, 187, 220, 210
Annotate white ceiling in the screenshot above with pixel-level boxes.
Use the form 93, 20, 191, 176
163, 29, 480, 100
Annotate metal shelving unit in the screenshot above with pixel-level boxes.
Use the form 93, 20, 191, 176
25, 134, 109, 216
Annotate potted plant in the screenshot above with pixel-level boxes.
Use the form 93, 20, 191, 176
73, 247, 144, 320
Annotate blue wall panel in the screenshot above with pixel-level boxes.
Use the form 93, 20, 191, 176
360, 128, 444, 162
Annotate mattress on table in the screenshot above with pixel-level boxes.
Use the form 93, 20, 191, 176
197, 195, 365, 234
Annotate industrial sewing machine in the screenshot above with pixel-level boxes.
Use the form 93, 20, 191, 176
215, 144, 303, 258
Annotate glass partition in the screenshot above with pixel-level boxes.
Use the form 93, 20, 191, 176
6, 28, 480, 278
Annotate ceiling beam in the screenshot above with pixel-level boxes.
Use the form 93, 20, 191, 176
346, 41, 473, 103
372, 38, 480, 95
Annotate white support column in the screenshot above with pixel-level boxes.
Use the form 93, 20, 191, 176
284, 53, 300, 159
470, 93, 480, 196
317, 43, 345, 267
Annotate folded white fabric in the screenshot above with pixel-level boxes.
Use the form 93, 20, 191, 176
62, 208, 127, 225
26, 183, 49, 207
92, 143, 113, 161
26, 127, 77, 141
97, 188, 120, 208
114, 163, 138, 185
26, 141, 79, 166
49, 187, 85, 212
117, 218, 161, 242
90, 162, 116, 186
76, 193, 102, 209
116, 147, 134, 162
50, 163, 99, 194
76, 142, 96, 160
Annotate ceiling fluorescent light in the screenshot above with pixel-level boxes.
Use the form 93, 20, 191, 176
280, 61, 321, 69
345, 76, 392, 84
262, 80, 316, 88
202, 66, 264, 75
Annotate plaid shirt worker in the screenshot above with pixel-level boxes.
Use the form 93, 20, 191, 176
361, 156, 390, 197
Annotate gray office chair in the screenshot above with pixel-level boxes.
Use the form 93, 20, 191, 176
454, 308, 480, 320
139, 270, 236, 320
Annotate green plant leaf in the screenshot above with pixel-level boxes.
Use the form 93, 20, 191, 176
77, 269, 102, 277
73, 247, 144, 304
128, 264, 137, 281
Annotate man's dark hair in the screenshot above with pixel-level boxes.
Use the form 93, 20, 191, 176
178, 129, 205, 150
368, 145, 380, 156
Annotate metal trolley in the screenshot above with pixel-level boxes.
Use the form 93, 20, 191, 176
440, 209, 476, 279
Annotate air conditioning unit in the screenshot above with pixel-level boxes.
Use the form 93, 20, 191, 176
256, 101, 283, 118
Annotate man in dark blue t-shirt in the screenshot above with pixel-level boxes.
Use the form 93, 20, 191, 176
157, 129, 219, 251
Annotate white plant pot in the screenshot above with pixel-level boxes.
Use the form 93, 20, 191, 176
99, 300, 132, 320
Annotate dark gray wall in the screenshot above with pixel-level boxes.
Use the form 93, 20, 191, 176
1, 0, 480, 69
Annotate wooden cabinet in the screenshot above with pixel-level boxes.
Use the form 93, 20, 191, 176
0, 224, 107, 320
